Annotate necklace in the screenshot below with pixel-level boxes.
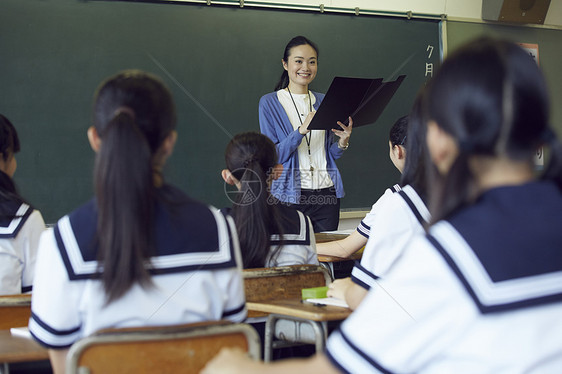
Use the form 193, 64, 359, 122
287, 87, 314, 176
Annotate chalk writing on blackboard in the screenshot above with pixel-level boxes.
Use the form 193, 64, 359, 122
425, 44, 434, 77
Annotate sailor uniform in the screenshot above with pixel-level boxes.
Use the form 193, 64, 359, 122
0, 201, 45, 295
327, 181, 562, 373
29, 185, 246, 349
267, 205, 318, 267
352, 185, 430, 290
355, 184, 401, 239
222, 205, 318, 268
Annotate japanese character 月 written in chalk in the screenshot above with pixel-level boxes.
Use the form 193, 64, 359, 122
425, 63, 434, 77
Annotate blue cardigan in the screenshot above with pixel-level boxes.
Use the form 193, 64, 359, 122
258, 91, 345, 204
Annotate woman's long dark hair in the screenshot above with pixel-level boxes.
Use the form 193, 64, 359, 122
400, 95, 431, 203
274, 36, 319, 91
0, 114, 27, 218
424, 37, 561, 223
92, 70, 176, 303
224, 132, 285, 268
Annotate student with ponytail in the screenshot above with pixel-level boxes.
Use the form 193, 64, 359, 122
202, 38, 562, 374
0, 114, 45, 295
29, 71, 246, 374
259, 36, 353, 232
221, 132, 317, 268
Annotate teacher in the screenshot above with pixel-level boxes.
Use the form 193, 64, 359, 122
259, 35, 352, 232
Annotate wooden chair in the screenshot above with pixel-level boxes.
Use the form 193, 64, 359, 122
0, 294, 32, 329
65, 321, 260, 374
243, 265, 332, 318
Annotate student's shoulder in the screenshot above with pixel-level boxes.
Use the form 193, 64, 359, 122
15, 209, 45, 239
275, 204, 311, 236
365, 185, 402, 214
160, 184, 207, 207
158, 185, 225, 227
276, 203, 305, 223
395, 185, 430, 224
64, 199, 97, 233
0, 200, 40, 239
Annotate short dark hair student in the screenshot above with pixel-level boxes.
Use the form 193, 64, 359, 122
29, 70, 246, 374
202, 37, 562, 374
327, 99, 431, 310
316, 115, 409, 261
221, 132, 317, 269
259, 35, 353, 232
0, 114, 45, 295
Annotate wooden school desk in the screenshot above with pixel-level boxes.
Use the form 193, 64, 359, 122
246, 298, 351, 362
314, 232, 349, 243
0, 330, 48, 374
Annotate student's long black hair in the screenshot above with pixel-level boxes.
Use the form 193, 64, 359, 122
92, 70, 176, 303
424, 37, 562, 223
0, 114, 27, 218
274, 36, 319, 91
400, 95, 431, 203
224, 132, 285, 268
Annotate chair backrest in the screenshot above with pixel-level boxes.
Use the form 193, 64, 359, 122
66, 321, 260, 374
0, 294, 32, 329
243, 265, 332, 318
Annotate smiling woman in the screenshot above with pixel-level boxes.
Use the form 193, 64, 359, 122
258, 36, 353, 232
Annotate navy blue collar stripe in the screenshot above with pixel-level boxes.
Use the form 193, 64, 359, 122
428, 221, 562, 314
53, 201, 237, 280
338, 329, 395, 374
398, 190, 426, 225
0, 203, 32, 238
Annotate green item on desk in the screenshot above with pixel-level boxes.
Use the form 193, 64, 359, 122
301, 286, 329, 300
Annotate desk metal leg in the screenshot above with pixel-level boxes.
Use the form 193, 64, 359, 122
263, 314, 276, 362
1, 362, 9, 374
319, 262, 335, 281
313, 321, 327, 352
263, 314, 328, 362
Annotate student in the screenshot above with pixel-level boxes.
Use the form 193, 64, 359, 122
203, 37, 562, 373
259, 35, 352, 232
221, 132, 317, 268
0, 114, 45, 295
28, 70, 246, 374
316, 116, 408, 259
327, 102, 430, 310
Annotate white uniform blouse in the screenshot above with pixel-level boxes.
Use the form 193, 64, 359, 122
29, 186, 246, 349
352, 185, 430, 289
0, 203, 45, 295
327, 181, 562, 373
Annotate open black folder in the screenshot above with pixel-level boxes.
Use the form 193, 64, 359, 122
308, 75, 405, 130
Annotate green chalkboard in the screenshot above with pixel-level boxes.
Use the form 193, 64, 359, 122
0, 0, 440, 222
446, 20, 562, 139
